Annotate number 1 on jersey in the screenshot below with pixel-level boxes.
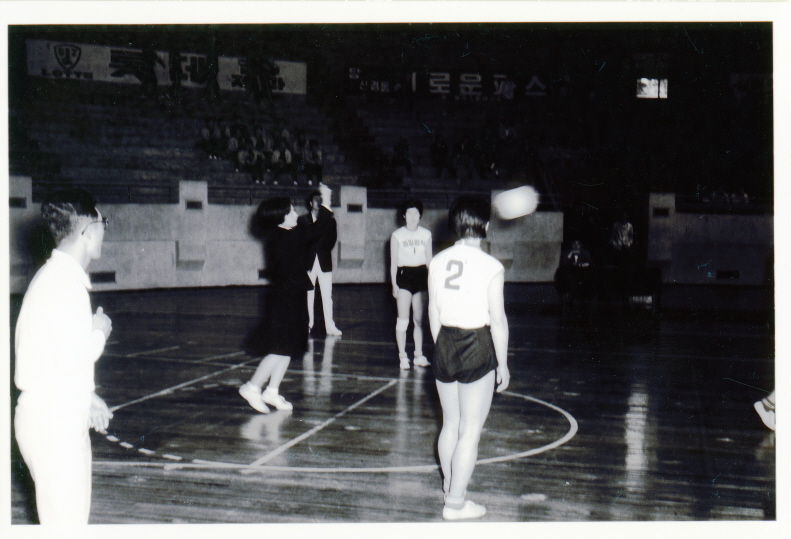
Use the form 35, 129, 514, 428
444, 260, 464, 290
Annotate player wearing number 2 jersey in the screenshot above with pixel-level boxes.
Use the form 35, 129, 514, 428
427, 195, 510, 521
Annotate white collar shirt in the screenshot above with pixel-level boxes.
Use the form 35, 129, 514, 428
14, 249, 106, 409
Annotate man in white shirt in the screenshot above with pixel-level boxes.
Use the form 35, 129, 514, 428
14, 188, 114, 524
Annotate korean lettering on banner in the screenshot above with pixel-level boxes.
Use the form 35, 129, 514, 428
28, 39, 305, 94
185, 54, 209, 84
347, 66, 397, 95
492, 74, 516, 100
108, 49, 145, 79
230, 57, 285, 92
428, 71, 451, 96
457, 72, 483, 101
418, 70, 547, 101
524, 75, 548, 97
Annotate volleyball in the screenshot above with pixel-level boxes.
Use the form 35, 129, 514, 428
493, 186, 540, 219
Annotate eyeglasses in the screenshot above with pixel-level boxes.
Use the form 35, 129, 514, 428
81, 217, 109, 235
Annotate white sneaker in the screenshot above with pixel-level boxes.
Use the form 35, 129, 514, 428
262, 388, 294, 411
239, 383, 270, 414
326, 326, 342, 336
399, 354, 411, 370
413, 355, 430, 367
442, 499, 486, 521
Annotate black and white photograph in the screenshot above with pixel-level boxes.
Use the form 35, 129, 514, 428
3, 2, 788, 538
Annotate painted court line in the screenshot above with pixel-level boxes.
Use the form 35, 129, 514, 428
125, 345, 181, 357
198, 351, 246, 363
109, 358, 260, 413
105, 389, 578, 474
248, 379, 399, 467
477, 392, 578, 464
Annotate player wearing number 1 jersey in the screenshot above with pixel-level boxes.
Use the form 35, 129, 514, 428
428, 195, 510, 521
391, 199, 433, 370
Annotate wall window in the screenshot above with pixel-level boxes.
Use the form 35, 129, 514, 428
637, 78, 668, 99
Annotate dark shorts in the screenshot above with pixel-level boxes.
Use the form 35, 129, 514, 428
432, 326, 498, 384
396, 265, 428, 294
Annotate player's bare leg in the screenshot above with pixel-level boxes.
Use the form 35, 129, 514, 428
436, 371, 495, 520
411, 292, 429, 367
396, 289, 413, 369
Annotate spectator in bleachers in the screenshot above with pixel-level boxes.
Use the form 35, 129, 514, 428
304, 139, 323, 186
452, 134, 477, 187
200, 119, 221, 160
392, 136, 413, 177
292, 129, 308, 185
255, 125, 274, 170
609, 212, 634, 268
274, 118, 291, 147
693, 183, 710, 203
710, 185, 731, 206
430, 134, 450, 179
235, 137, 250, 174
198, 119, 213, 159
249, 133, 269, 183
270, 138, 292, 185
226, 128, 241, 168
562, 240, 593, 268
497, 118, 520, 178
475, 135, 499, 181
249, 140, 267, 185
731, 188, 749, 205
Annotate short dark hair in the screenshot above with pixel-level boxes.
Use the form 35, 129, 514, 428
305, 190, 322, 209
256, 196, 292, 229
400, 199, 423, 218
448, 195, 490, 239
40, 188, 99, 245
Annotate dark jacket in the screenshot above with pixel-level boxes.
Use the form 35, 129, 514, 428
297, 205, 337, 272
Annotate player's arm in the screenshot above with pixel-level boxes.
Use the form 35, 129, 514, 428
390, 235, 400, 299
427, 266, 440, 343
424, 232, 433, 266
488, 269, 509, 392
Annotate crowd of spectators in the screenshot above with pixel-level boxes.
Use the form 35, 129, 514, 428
198, 116, 322, 185
418, 117, 542, 188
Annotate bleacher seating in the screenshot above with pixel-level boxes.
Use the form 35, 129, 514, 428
11, 80, 360, 204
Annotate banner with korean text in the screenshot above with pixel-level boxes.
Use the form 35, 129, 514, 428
26, 39, 307, 95
345, 64, 548, 102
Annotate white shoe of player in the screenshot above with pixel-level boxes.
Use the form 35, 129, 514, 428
413, 355, 430, 367
262, 388, 293, 411
239, 383, 270, 414
442, 499, 486, 521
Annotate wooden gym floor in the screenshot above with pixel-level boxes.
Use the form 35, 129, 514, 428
9, 283, 775, 526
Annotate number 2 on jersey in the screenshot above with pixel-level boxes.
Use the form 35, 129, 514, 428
444, 260, 464, 290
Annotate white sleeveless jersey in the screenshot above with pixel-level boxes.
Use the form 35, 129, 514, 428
392, 226, 432, 267
429, 242, 504, 329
